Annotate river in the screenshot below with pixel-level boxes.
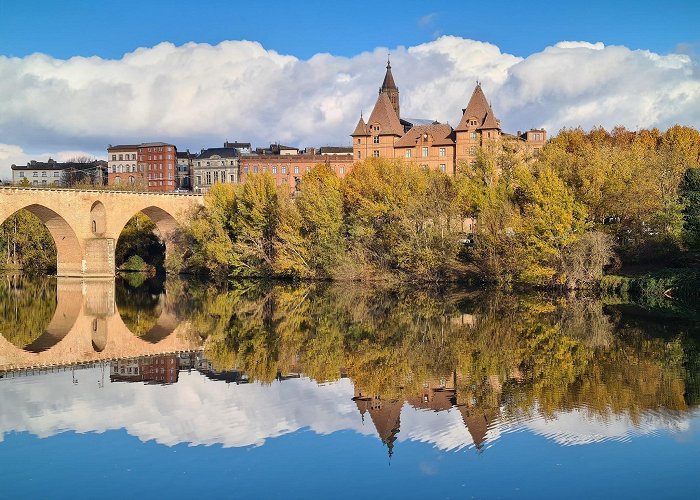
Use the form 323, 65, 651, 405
0, 274, 698, 498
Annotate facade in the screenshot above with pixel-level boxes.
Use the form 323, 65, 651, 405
352, 60, 547, 172
138, 142, 177, 192
110, 355, 179, 384
176, 151, 193, 190
239, 152, 353, 191
11, 159, 107, 187
192, 146, 240, 194
107, 144, 142, 188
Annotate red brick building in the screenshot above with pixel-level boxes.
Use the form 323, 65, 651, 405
138, 142, 178, 192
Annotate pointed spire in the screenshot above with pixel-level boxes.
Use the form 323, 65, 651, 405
379, 55, 400, 118
351, 113, 370, 136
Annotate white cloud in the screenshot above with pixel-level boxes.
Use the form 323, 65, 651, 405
1, 367, 696, 452
1, 36, 699, 178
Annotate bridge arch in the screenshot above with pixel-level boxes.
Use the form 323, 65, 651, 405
90, 201, 106, 236
1, 204, 84, 276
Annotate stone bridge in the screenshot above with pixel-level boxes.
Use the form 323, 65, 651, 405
0, 278, 203, 372
0, 187, 204, 276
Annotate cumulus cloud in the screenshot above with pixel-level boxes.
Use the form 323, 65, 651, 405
1, 36, 699, 177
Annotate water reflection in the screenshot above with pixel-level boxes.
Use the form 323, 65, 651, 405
0, 275, 699, 456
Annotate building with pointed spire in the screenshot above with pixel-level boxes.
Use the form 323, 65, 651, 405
352, 62, 547, 173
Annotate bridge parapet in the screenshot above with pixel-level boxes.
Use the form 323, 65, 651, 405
0, 187, 204, 276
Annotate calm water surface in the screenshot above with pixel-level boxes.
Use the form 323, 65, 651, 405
0, 274, 698, 499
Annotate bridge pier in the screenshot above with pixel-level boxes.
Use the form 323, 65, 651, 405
0, 187, 203, 277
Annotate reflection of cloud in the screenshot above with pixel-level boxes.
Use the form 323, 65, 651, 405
502, 406, 695, 446
0, 367, 697, 452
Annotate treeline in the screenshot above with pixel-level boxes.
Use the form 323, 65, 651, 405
175, 125, 700, 287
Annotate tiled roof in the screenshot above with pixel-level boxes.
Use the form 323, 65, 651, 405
367, 92, 403, 136
394, 123, 455, 147
381, 60, 397, 91
455, 84, 501, 131
351, 115, 369, 136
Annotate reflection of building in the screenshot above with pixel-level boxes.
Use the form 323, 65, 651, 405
353, 389, 402, 459
352, 59, 547, 173
110, 354, 178, 384
353, 373, 500, 456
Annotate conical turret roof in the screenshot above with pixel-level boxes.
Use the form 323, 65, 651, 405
381, 58, 398, 91
351, 114, 369, 136
456, 83, 501, 131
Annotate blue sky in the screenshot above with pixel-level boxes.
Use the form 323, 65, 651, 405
1, 0, 697, 60
1, 0, 699, 174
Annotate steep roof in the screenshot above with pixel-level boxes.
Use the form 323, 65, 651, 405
456, 83, 501, 132
394, 123, 455, 147
367, 92, 403, 136
351, 115, 369, 136
381, 59, 397, 91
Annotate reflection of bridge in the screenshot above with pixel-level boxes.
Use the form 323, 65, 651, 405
0, 188, 203, 276
0, 278, 202, 371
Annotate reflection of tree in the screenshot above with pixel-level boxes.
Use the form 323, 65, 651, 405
115, 275, 165, 337
192, 281, 698, 422
0, 274, 56, 348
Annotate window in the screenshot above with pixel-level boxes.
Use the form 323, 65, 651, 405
357, 151, 361, 159
405, 150, 412, 159
196, 175, 201, 185
168, 172, 173, 180
118, 154, 123, 161
469, 146, 477, 155
263, 166, 268, 173
339, 167, 345, 175
54, 172, 59, 177
294, 166, 299, 175
41, 180, 47, 185
214, 171, 219, 183
373, 136, 379, 144
42, 172, 47, 177
243, 166, 249, 174
470, 132, 477, 140
206, 172, 211, 184
33, 172, 38, 177
439, 147, 446, 157
281, 166, 287, 174
373, 150, 380, 157
19, 172, 24, 177
272, 166, 278, 174
440, 164, 446, 173
357, 138, 360, 144
33, 180, 38, 185
111, 155, 116, 161
422, 147, 428, 157
305, 166, 310, 172
253, 166, 258, 174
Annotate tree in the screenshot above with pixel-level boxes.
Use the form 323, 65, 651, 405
682, 168, 700, 249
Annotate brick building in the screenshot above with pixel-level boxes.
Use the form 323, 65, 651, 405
352, 59, 547, 173
138, 142, 177, 192
239, 151, 353, 191
107, 144, 143, 188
